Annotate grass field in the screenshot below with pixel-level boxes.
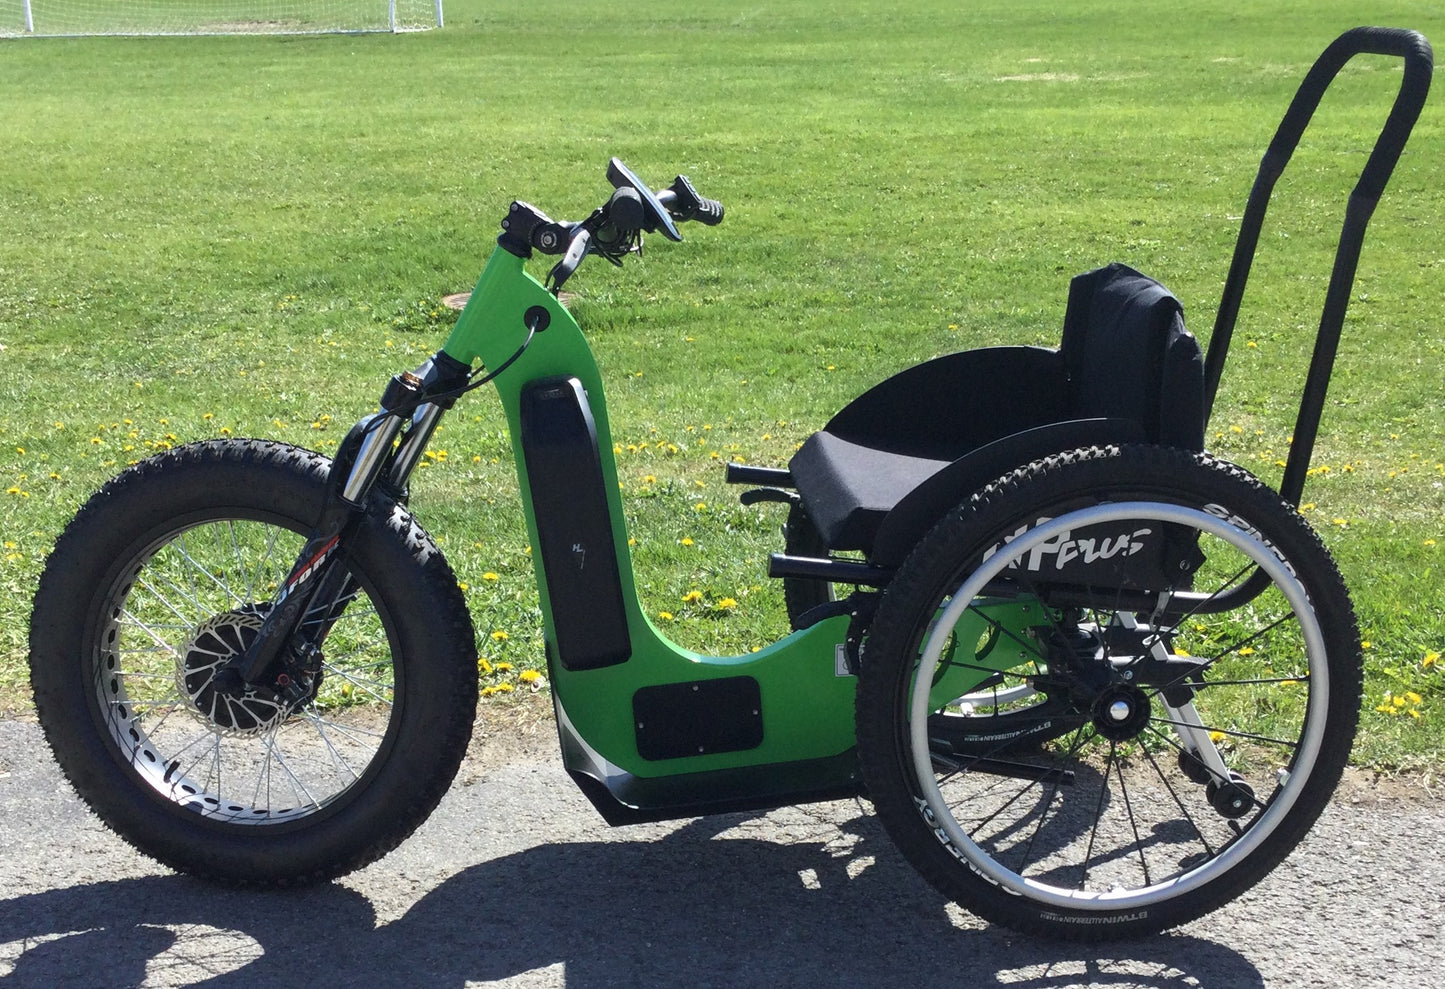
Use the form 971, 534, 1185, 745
2, 0, 1442, 766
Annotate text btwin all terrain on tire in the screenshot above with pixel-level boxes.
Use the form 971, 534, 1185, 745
29, 439, 479, 886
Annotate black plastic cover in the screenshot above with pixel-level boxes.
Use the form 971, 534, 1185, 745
519, 377, 632, 671
633, 676, 764, 761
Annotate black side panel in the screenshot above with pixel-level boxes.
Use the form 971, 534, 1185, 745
633, 676, 764, 761
520, 377, 631, 670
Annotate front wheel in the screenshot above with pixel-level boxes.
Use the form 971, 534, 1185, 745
856, 445, 1362, 938
29, 439, 479, 886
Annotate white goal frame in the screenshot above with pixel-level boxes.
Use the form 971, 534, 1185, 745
5, 0, 442, 36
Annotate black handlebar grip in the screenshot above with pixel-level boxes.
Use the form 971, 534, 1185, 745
606, 187, 646, 233
665, 174, 725, 225
692, 195, 725, 226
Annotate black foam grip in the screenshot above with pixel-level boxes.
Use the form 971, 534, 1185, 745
693, 196, 725, 225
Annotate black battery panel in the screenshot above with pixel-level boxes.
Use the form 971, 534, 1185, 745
519, 377, 632, 670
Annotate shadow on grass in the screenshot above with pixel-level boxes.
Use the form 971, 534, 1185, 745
0, 811, 1260, 989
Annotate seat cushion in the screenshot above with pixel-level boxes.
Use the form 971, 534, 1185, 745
789, 432, 951, 551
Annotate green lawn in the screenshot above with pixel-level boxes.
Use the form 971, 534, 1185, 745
1, 0, 1441, 765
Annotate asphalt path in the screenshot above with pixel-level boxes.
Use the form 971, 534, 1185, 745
1, 715, 1441, 989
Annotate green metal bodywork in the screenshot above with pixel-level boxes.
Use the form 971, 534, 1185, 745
440, 246, 1039, 805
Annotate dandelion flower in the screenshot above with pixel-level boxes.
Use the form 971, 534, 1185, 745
482, 572, 500, 582
491, 630, 509, 642
1423, 652, 1439, 669
680, 537, 694, 546
519, 670, 543, 685
658, 611, 674, 621
682, 590, 703, 604
716, 597, 738, 610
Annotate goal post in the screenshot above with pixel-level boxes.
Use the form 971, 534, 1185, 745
2, 0, 442, 36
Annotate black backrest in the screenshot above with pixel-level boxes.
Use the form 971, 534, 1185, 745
1060, 263, 1205, 450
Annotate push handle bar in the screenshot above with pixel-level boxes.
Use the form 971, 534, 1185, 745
1201, 28, 1432, 507
1186, 28, 1431, 619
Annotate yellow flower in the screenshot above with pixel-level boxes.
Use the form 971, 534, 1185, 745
680, 537, 694, 546
491, 630, 509, 642
482, 572, 500, 581
658, 611, 674, 621
1423, 652, 1439, 669
681, 590, 703, 604
1405, 692, 1423, 705
519, 670, 543, 684
477, 657, 493, 674
716, 597, 738, 610
495, 662, 513, 673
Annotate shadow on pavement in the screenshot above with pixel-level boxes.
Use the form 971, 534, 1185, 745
0, 809, 1261, 988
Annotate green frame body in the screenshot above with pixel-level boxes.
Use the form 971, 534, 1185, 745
439, 246, 1033, 820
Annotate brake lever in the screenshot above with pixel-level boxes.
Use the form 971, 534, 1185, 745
546, 226, 592, 293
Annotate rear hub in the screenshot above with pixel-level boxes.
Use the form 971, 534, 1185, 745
1091, 682, 1152, 742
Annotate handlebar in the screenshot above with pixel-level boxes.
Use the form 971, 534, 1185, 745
496, 159, 725, 292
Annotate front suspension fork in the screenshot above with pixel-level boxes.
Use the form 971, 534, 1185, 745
225, 350, 471, 700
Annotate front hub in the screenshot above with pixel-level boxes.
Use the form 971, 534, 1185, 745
179, 606, 305, 735
1091, 683, 1152, 742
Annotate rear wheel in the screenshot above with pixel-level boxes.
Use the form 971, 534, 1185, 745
29, 439, 479, 886
856, 445, 1361, 938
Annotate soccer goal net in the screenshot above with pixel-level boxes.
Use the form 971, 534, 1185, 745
2, 0, 441, 36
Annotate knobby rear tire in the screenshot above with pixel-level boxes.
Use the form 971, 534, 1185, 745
856, 445, 1361, 939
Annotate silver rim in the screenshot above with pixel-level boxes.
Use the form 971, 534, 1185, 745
907, 502, 1329, 911
93, 517, 397, 825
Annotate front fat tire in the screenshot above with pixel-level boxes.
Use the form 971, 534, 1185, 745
29, 439, 479, 886
856, 445, 1361, 939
